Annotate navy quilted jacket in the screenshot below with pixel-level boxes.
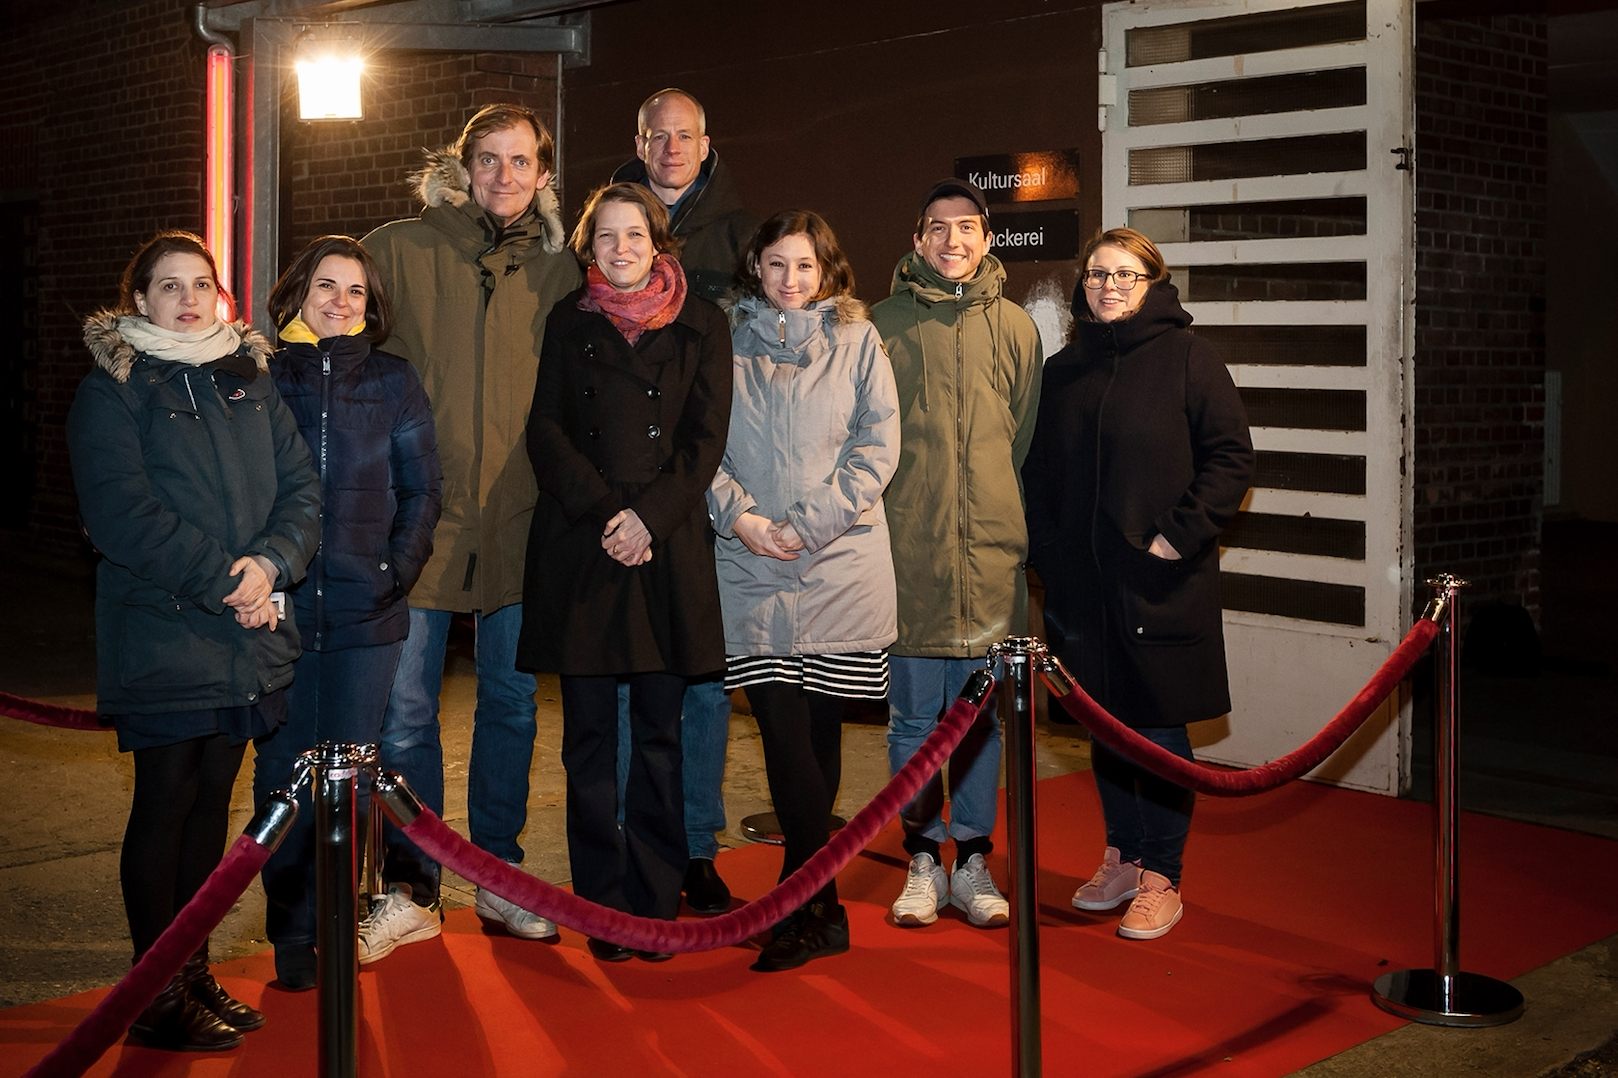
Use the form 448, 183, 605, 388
271, 335, 442, 651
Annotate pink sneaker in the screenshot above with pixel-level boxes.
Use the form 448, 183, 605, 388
1072, 847, 1142, 911
1117, 870, 1183, 940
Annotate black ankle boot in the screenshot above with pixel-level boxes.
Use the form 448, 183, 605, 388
185, 945, 265, 1031
129, 972, 245, 1052
751, 900, 850, 972
683, 858, 731, 914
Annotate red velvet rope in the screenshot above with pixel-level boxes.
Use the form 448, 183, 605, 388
1049, 618, 1439, 796
402, 694, 987, 953
24, 834, 273, 1078
0, 691, 105, 732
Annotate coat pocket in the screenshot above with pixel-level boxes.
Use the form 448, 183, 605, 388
1116, 543, 1205, 647
118, 601, 230, 692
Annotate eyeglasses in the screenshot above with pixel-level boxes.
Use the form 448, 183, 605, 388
1081, 268, 1150, 291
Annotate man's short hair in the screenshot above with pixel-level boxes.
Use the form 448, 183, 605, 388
452, 103, 555, 175
636, 88, 707, 138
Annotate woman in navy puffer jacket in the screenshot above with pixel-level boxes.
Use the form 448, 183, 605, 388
252, 235, 442, 990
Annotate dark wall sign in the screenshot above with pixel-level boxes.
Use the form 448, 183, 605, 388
988, 209, 1082, 263
954, 149, 1081, 204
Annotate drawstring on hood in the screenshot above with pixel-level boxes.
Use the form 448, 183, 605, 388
886, 250, 1011, 412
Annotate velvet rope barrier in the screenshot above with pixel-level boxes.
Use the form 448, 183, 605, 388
0, 691, 105, 732
23, 795, 297, 1078
1045, 617, 1440, 797
387, 688, 992, 954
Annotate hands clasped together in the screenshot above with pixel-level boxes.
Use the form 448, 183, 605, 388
733, 511, 805, 562
602, 509, 655, 566
224, 555, 282, 631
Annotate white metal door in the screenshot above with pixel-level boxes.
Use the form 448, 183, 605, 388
1100, 0, 1416, 794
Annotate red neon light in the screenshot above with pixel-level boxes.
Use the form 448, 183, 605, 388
205, 44, 235, 313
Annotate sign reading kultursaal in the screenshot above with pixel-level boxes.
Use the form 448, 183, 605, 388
954, 150, 1081, 205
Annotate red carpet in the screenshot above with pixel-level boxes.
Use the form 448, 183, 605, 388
5, 772, 1616, 1077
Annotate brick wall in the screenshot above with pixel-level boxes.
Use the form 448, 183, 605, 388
1414, 13, 1548, 619
279, 51, 559, 266
1, 0, 558, 550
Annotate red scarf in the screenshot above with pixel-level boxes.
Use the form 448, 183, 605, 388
578, 253, 687, 345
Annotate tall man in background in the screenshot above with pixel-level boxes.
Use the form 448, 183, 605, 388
612, 88, 761, 913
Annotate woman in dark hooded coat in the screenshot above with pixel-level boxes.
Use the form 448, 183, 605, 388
1022, 227, 1252, 941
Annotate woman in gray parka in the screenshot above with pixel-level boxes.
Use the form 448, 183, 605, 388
708, 210, 899, 972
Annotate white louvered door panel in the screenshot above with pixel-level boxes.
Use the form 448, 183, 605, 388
1101, 0, 1416, 794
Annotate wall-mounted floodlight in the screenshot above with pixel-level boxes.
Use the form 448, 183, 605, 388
295, 32, 365, 120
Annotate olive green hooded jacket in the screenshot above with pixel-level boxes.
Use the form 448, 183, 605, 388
363, 151, 582, 613
869, 251, 1043, 657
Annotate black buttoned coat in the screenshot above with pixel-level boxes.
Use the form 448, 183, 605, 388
1022, 281, 1253, 727
517, 290, 732, 677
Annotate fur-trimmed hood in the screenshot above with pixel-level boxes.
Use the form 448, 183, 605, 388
410, 148, 567, 254
82, 310, 273, 385
721, 291, 869, 329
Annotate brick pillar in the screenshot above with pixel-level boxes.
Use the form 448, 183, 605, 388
1413, 13, 1548, 620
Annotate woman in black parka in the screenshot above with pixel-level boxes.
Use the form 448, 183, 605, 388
252, 236, 442, 990
68, 230, 321, 1050
517, 183, 731, 961
1023, 227, 1253, 942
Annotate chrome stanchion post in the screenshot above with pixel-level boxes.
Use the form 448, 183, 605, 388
309, 742, 378, 1078
1372, 576, 1523, 1026
988, 637, 1042, 1078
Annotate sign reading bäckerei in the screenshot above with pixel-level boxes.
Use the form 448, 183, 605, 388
954, 150, 1081, 204
987, 209, 1081, 263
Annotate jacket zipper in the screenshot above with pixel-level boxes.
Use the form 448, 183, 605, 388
778, 309, 786, 346
314, 351, 330, 647
956, 309, 969, 649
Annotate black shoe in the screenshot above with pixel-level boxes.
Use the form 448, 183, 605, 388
587, 937, 634, 962
635, 950, 674, 962
184, 947, 265, 1031
683, 857, 731, 914
129, 973, 245, 1051
751, 901, 850, 972
272, 943, 317, 993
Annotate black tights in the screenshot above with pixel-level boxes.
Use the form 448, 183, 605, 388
747, 681, 845, 908
122, 733, 247, 958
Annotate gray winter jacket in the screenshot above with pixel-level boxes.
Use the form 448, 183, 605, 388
708, 295, 900, 656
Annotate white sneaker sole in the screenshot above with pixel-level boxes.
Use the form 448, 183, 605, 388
1117, 904, 1183, 940
1073, 886, 1140, 911
358, 918, 442, 965
892, 907, 940, 927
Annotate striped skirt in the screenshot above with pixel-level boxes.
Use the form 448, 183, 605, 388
723, 650, 889, 700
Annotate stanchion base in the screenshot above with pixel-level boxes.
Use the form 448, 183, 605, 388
739, 812, 847, 845
1372, 969, 1524, 1027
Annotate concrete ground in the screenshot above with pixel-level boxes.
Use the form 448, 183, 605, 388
1, 522, 1613, 1077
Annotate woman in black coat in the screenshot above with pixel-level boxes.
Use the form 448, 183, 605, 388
253, 235, 442, 990
517, 183, 731, 961
67, 230, 321, 1050
1022, 227, 1252, 942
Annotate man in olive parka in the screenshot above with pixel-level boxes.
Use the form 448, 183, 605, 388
870, 178, 1043, 931
358, 104, 582, 959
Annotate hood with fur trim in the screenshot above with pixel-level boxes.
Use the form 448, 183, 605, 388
721, 291, 868, 328
82, 310, 273, 385
410, 148, 567, 254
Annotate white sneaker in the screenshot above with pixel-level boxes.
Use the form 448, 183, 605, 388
949, 853, 1010, 928
475, 884, 558, 941
891, 852, 949, 926
358, 883, 442, 965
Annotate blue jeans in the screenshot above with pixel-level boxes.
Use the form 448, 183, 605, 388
254, 640, 403, 946
617, 676, 729, 860
379, 604, 537, 901
886, 655, 1002, 856
1091, 726, 1196, 886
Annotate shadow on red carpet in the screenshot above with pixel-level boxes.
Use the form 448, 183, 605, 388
4, 771, 1614, 1077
